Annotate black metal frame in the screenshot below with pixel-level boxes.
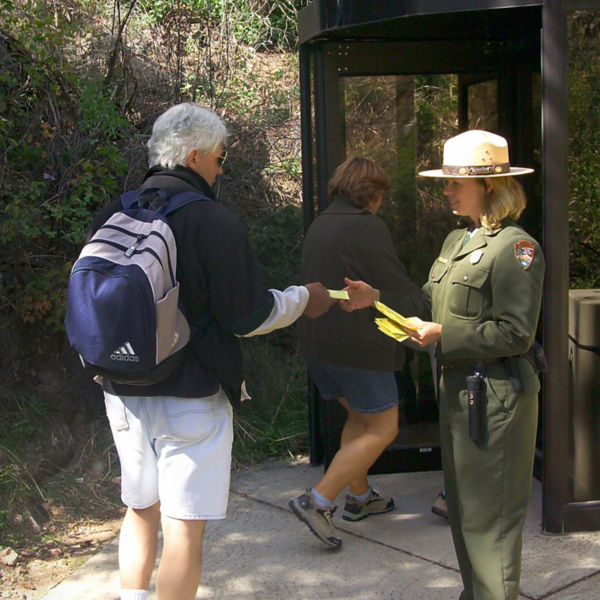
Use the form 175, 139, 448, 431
298, 0, 600, 533
298, 0, 545, 44
300, 37, 539, 206
540, 0, 600, 533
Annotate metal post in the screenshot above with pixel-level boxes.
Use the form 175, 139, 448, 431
313, 48, 330, 211
299, 44, 315, 233
299, 43, 324, 465
541, 0, 570, 534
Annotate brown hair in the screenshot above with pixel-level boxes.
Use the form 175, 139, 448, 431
327, 156, 390, 209
481, 176, 527, 230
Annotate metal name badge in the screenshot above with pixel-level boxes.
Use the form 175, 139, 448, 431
469, 250, 484, 264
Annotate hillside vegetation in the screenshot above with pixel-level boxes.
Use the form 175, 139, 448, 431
0, 0, 311, 557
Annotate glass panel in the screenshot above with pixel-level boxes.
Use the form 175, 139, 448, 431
342, 76, 417, 273
468, 79, 498, 131
568, 10, 600, 289
340, 74, 461, 443
567, 9, 600, 502
341, 74, 459, 283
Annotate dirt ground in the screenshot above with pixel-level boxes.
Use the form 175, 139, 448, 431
0, 514, 123, 599
0, 435, 124, 599
0, 325, 127, 598
0, 392, 125, 599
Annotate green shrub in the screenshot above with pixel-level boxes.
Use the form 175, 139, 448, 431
246, 204, 303, 290
234, 336, 308, 465
137, 0, 310, 50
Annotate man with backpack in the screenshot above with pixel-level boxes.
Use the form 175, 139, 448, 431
79, 103, 334, 600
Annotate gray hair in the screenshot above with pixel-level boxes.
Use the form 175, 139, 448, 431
147, 103, 229, 169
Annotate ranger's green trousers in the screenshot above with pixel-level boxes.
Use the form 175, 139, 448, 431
439, 360, 539, 600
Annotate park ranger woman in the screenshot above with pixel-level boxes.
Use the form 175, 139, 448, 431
344, 130, 545, 600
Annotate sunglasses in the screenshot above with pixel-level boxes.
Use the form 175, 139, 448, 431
217, 151, 227, 167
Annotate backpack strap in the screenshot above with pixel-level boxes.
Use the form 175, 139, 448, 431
120, 187, 170, 210
163, 191, 213, 216
119, 188, 212, 215
119, 190, 141, 209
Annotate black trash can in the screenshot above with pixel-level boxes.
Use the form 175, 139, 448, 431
568, 289, 600, 501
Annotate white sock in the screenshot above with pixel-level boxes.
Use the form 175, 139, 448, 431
348, 487, 372, 502
120, 590, 149, 600
310, 488, 335, 509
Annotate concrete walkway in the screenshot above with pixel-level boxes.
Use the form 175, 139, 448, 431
43, 460, 600, 599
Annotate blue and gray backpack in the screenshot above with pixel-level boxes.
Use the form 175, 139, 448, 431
65, 188, 209, 385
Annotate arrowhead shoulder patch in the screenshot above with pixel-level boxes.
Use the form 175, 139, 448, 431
514, 240, 536, 270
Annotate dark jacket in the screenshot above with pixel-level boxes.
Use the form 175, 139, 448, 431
297, 195, 427, 371
88, 166, 275, 405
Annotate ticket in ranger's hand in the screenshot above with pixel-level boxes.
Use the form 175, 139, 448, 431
373, 301, 423, 340
375, 318, 411, 342
328, 289, 350, 300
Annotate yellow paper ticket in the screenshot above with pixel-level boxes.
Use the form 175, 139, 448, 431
374, 301, 423, 338
375, 318, 410, 342
328, 289, 350, 300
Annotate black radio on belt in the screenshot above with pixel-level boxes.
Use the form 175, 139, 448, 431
466, 369, 486, 444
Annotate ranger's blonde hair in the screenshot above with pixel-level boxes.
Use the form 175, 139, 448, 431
482, 176, 527, 230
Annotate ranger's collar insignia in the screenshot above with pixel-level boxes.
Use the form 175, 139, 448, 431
514, 240, 536, 270
470, 249, 484, 264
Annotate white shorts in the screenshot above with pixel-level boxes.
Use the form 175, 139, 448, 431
104, 388, 233, 520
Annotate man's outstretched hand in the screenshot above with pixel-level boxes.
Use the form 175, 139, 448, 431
303, 282, 336, 318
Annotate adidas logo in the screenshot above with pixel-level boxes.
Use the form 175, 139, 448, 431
110, 342, 140, 363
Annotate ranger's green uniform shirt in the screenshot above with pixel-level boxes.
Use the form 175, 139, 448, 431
423, 220, 544, 361
422, 219, 545, 600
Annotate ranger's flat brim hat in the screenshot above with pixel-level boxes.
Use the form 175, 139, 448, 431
418, 130, 534, 178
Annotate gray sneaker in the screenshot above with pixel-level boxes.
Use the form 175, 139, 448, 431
342, 489, 395, 521
289, 490, 342, 549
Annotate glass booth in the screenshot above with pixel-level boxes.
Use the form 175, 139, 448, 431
298, 0, 600, 533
